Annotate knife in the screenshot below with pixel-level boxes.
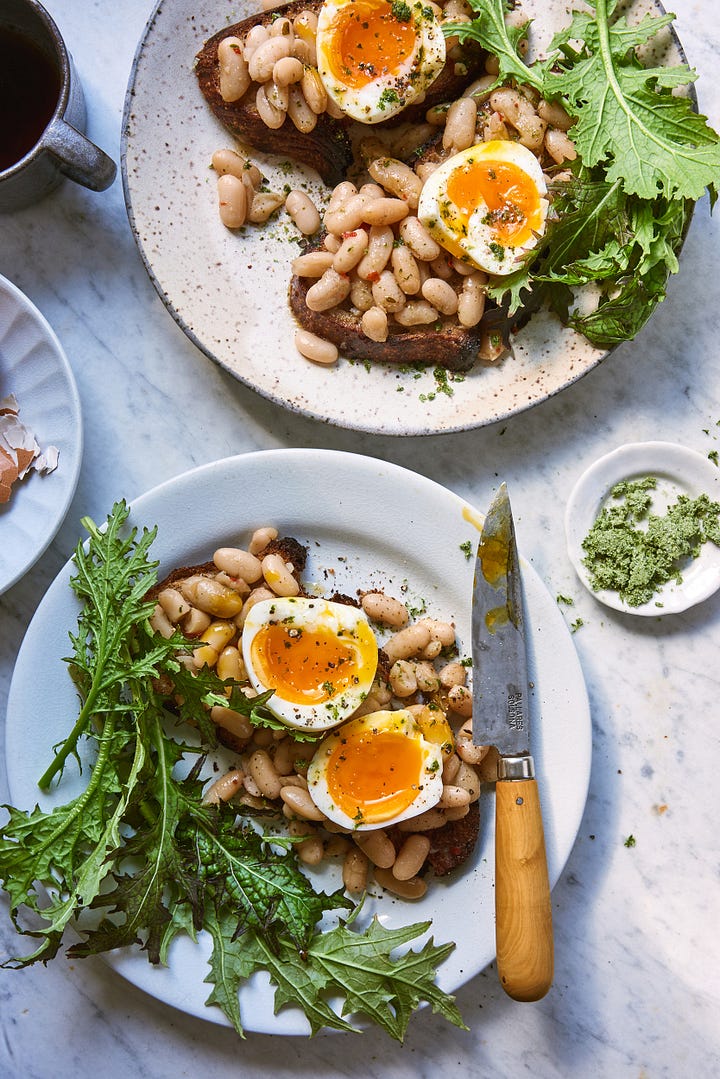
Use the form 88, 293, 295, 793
471, 483, 554, 1002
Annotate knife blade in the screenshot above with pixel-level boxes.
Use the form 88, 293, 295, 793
472, 483, 554, 1002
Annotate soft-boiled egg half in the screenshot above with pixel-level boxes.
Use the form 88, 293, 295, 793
241, 597, 378, 732
306, 709, 445, 830
418, 140, 549, 276
315, 0, 445, 123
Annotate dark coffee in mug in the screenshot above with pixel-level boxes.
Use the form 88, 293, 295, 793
0, 26, 61, 171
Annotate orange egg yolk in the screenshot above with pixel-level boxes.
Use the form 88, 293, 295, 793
324, 0, 417, 89
250, 621, 367, 704
446, 158, 542, 248
326, 729, 426, 824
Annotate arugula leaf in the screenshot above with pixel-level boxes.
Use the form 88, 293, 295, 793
229, 916, 467, 1041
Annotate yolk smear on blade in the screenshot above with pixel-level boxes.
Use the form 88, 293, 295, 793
447, 159, 542, 247
250, 622, 361, 703
327, 0, 416, 87
327, 730, 424, 823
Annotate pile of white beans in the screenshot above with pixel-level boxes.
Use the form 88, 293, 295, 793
149, 526, 489, 901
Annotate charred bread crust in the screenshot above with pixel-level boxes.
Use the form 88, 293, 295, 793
289, 266, 511, 371
194, 1, 485, 187
426, 798, 480, 876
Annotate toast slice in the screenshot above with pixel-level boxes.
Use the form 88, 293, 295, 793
195, 0, 485, 187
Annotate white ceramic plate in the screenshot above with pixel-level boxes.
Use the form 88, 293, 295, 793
565, 442, 720, 615
120, 0, 684, 437
0, 274, 83, 594
6, 449, 591, 1034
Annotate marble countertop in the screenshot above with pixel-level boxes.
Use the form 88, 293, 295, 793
1, 0, 719, 1075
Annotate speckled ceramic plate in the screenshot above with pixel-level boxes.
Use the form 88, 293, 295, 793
5, 449, 591, 1033
0, 275, 82, 594
565, 442, 720, 615
120, 0, 686, 436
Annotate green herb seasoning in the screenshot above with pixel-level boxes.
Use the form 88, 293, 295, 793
580, 477, 720, 606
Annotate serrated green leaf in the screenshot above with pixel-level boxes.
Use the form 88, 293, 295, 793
543, 0, 720, 201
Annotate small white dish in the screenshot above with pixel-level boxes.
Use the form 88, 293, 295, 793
0, 274, 83, 594
565, 442, 720, 616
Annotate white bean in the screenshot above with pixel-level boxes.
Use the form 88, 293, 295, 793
361, 197, 410, 227
457, 271, 486, 328
393, 300, 439, 326
443, 96, 477, 152
248, 36, 292, 83
361, 306, 388, 342
287, 83, 318, 133
294, 329, 338, 365
217, 174, 247, 229
371, 269, 406, 314
356, 225, 393, 280
203, 769, 244, 805
389, 659, 417, 697
248, 191, 285, 223
211, 148, 261, 188
285, 189, 321, 235
262, 552, 300, 596
255, 82, 286, 129
300, 66, 327, 114
399, 216, 441, 261
280, 785, 327, 821
367, 157, 423, 208
248, 749, 283, 799
391, 245, 421, 295
353, 830, 396, 868
361, 591, 408, 627
305, 267, 351, 311
333, 229, 370, 274
545, 127, 577, 164
213, 547, 263, 582
392, 834, 431, 880
273, 55, 304, 86
383, 622, 432, 662
421, 277, 458, 315
217, 37, 250, 102
292, 250, 335, 277
248, 526, 278, 555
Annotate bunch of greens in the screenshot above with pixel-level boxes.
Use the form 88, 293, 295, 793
445, 0, 720, 348
0, 502, 465, 1040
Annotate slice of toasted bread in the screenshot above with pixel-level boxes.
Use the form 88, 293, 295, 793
289, 269, 510, 370
195, 0, 485, 187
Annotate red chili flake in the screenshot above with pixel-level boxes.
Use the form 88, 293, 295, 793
366, 271, 380, 282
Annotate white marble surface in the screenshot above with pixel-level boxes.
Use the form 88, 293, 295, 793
1, 0, 719, 1075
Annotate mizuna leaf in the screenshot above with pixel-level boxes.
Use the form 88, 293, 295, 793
543, 0, 720, 201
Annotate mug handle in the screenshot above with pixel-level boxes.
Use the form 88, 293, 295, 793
43, 118, 117, 192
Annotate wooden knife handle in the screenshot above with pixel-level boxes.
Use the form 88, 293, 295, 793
495, 776, 554, 1001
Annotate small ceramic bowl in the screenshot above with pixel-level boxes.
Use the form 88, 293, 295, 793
565, 442, 720, 616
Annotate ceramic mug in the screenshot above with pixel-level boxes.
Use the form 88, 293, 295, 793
0, 0, 117, 212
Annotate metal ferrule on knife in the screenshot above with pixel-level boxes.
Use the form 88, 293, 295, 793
498, 755, 536, 781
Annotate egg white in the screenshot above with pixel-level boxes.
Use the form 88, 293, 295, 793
418, 140, 549, 275
241, 596, 378, 732
306, 708, 445, 830
315, 0, 446, 123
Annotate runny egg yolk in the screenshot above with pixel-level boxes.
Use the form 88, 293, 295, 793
446, 158, 543, 249
323, 0, 417, 89
325, 729, 426, 824
248, 621, 365, 705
